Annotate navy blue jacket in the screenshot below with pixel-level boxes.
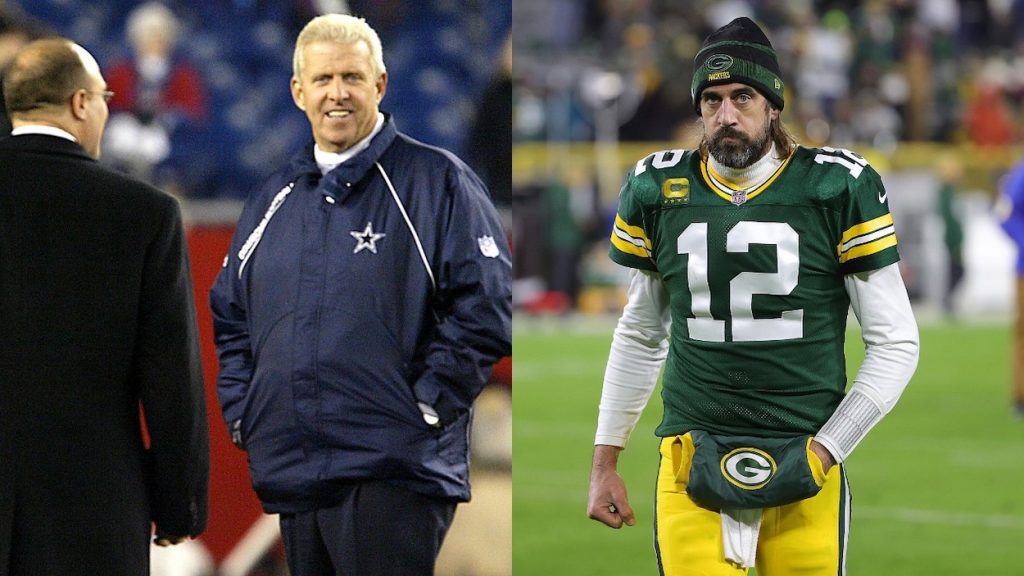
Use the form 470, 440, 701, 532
210, 116, 511, 512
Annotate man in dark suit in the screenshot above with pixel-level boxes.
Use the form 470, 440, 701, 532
0, 37, 209, 575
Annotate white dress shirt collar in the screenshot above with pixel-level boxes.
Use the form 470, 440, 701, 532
10, 125, 78, 143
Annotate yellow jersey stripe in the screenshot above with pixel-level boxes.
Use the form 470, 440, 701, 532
839, 214, 894, 246
705, 161, 744, 192
614, 214, 652, 249
610, 228, 651, 258
838, 234, 897, 263
839, 225, 895, 254
700, 158, 741, 201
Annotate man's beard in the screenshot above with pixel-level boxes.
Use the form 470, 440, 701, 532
706, 120, 772, 169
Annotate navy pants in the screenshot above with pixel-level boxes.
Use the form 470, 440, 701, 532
279, 481, 457, 576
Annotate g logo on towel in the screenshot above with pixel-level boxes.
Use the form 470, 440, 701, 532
721, 448, 776, 490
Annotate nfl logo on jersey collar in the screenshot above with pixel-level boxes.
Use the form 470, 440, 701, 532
731, 190, 748, 206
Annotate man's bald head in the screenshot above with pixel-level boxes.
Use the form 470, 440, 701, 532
3, 37, 110, 159
3, 38, 91, 118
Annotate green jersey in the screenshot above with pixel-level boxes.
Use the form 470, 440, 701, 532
609, 146, 900, 438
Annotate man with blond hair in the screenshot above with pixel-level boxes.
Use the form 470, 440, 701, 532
210, 14, 511, 575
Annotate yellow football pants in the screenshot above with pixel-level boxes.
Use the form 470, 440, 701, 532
655, 434, 849, 576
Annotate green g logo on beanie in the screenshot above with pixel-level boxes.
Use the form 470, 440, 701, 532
706, 54, 734, 71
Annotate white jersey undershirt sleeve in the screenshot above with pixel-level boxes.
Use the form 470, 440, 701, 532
814, 262, 919, 462
594, 269, 671, 447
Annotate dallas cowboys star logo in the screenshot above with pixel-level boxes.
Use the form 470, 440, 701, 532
350, 221, 386, 254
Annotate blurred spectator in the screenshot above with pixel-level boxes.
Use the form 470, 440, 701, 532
545, 166, 599, 309
102, 2, 207, 195
850, 91, 902, 149
616, 19, 695, 141
936, 154, 965, 316
792, 8, 852, 121
469, 35, 512, 207
964, 63, 1016, 146
922, 28, 959, 140
997, 160, 1024, 417
902, 25, 934, 141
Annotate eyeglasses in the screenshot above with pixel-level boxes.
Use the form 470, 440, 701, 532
12, 89, 116, 112
85, 89, 115, 103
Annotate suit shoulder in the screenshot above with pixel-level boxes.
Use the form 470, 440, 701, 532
85, 161, 180, 210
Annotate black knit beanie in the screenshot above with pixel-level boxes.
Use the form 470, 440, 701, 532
691, 17, 784, 114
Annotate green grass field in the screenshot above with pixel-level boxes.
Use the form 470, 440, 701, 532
513, 317, 1024, 575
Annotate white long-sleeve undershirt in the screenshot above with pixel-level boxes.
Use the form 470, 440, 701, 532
594, 263, 919, 463
815, 263, 919, 461
594, 269, 671, 447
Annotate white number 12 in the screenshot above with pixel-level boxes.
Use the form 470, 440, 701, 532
676, 221, 803, 342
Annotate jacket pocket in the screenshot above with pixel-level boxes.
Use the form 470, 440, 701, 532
436, 411, 471, 466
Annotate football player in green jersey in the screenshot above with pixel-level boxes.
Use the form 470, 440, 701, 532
586, 17, 919, 576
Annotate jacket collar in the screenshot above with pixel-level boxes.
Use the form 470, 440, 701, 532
289, 113, 399, 203
0, 133, 94, 162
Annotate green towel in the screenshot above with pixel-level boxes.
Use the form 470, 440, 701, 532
686, 430, 826, 509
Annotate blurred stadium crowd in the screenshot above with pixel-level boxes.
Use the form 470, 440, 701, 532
1, 0, 510, 200
516, 0, 1024, 147
512, 0, 1024, 315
